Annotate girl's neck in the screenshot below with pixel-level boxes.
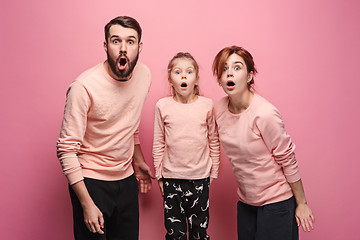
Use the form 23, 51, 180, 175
228, 91, 254, 114
173, 92, 198, 104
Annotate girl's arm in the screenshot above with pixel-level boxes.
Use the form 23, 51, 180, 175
152, 102, 166, 194
207, 106, 220, 181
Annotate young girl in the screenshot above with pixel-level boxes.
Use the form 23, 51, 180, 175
212, 46, 315, 240
153, 52, 220, 240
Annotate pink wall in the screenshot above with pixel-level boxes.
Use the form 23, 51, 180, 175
1, 0, 359, 239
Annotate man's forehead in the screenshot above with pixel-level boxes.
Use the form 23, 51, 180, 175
109, 25, 138, 39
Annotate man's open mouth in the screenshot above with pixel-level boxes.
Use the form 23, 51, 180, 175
118, 57, 128, 70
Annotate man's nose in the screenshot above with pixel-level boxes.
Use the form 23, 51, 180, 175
120, 42, 127, 53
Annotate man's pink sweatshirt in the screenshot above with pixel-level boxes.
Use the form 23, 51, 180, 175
57, 62, 151, 185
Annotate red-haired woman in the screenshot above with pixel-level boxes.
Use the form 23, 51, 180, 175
213, 46, 315, 240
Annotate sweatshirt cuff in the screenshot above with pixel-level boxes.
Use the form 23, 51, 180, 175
285, 171, 301, 183
67, 170, 84, 185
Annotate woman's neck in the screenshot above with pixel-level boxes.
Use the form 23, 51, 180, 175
228, 91, 254, 114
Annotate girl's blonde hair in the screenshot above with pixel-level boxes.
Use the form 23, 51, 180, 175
167, 52, 200, 96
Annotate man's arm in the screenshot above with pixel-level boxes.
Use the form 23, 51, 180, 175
71, 181, 105, 234
132, 144, 155, 193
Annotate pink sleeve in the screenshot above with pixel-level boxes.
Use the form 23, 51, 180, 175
152, 102, 165, 180
133, 127, 140, 145
207, 107, 220, 179
56, 82, 90, 185
257, 108, 301, 183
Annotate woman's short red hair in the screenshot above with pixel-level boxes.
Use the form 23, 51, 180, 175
212, 46, 257, 88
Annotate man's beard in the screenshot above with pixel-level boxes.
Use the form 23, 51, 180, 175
107, 51, 139, 81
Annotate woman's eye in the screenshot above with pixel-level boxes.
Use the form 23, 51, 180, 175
175, 71, 181, 74
223, 67, 227, 71
235, 66, 240, 70
187, 71, 192, 74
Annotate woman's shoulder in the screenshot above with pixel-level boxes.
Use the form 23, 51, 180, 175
252, 94, 282, 121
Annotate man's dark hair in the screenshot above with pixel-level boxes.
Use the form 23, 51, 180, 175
104, 16, 142, 43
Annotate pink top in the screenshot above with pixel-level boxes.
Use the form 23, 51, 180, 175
57, 62, 151, 185
214, 94, 301, 206
152, 96, 220, 180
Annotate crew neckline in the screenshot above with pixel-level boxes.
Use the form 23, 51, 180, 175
226, 94, 257, 116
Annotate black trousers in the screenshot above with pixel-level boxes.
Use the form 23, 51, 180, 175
237, 196, 298, 240
163, 178, 210, 240
69, 175, 139, 240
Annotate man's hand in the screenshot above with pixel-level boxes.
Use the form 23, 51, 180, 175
132, 144, 155, 193
133, 159, 155, 193
82, 202, 105, 234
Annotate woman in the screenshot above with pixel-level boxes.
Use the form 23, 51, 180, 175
212, 46, 314, 240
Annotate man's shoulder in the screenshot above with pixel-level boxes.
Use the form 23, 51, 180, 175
74, 62, 104, 84
134, 62, 151, 77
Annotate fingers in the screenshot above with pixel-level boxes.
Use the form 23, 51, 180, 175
139, 179, 152, 193
295, 216, 300, 227
85, 218, 104, 234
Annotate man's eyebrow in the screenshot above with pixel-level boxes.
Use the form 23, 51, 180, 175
110, 35, 137, 40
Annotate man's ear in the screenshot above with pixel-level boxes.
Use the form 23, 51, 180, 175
104, 41, 108, 53
138, 42, 143, 53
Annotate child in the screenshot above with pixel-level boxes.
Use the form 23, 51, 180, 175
153, 52, 220, 240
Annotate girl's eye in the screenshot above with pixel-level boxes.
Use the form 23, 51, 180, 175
187, 71, 192, 74
175, 71, 181, 74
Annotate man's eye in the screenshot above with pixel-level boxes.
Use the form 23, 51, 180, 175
113, 40, 119, 44
129, 40, 134, 44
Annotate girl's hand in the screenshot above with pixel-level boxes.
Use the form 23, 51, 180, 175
158, 179, 164, 196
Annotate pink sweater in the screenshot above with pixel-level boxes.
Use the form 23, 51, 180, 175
214, 94, 301, 206
152, 96, 220, 180
57, 62, 151, 185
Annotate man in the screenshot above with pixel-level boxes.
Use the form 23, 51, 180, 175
57, 16, 153, 240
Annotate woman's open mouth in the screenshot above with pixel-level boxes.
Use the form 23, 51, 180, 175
226, 81, 235, 89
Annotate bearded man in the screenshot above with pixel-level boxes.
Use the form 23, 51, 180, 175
57, 16, 153, 240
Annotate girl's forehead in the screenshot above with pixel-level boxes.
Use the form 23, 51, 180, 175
172, 58, 195, 68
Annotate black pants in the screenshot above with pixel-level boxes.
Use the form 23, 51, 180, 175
163, 178, 210, 240
69, 175, 139, 240
237, 196, 298, 240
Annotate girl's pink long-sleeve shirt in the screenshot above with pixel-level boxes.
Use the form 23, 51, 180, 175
152, 96, 220, 180
57, 62, 151, 185
214, 94, 301, 206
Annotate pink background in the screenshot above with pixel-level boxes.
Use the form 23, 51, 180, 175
1, 0, 359, 239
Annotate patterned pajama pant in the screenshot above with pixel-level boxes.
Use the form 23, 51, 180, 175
163, 178, 210, 240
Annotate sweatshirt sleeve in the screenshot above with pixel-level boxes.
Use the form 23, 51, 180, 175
56, 82, 90, 185
152, 102, 165, 180
257, 108, 301, 183
207, 106, 220, 179
134, 127, 140, 145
